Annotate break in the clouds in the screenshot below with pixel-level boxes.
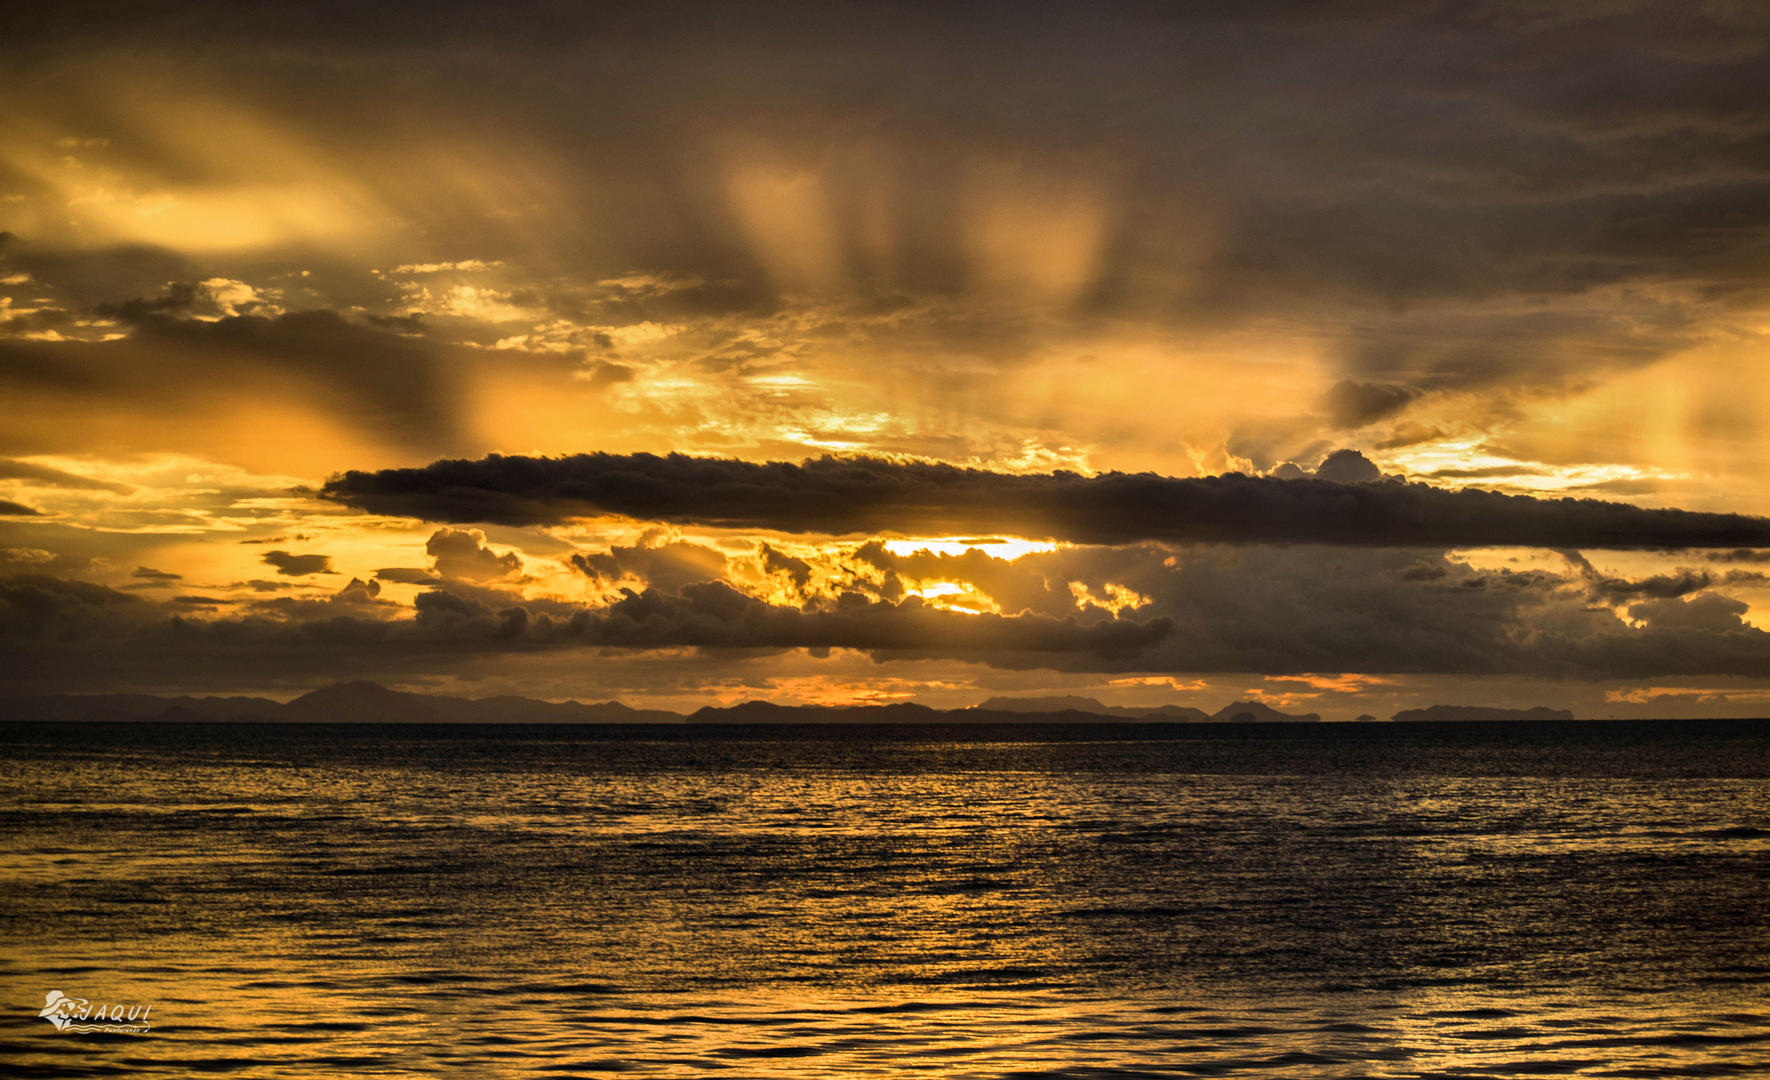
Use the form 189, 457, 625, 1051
323, 452, 1770, 550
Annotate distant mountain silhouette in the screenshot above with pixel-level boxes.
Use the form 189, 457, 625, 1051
1391, 705, 1575, 722
689, 701, 945, 723
687, 699, 1325, 723
688, 700, 1155, 724
3, 685, 1341, 724
0, 682, 683, 723
980, 695, 1318, 722
977, 696, 1212, 721
1209, 700, 1322, 723
6, 687, 1580, 725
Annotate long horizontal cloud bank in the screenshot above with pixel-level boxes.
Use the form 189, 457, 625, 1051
322, 453, 1770, 549
11, 539, 1770, 692
0, 572, 1170, 692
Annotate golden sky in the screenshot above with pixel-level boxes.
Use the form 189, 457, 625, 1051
6, 1, 1770, 718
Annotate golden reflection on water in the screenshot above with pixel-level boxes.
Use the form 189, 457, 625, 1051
2, 723, 1767, 1076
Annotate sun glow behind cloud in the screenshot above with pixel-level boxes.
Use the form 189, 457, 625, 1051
881, 538, 1058, 560
7, 4, 1770, 716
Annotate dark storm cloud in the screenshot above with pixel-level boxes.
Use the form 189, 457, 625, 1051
260, 551, 333, 576
0, 574, 143, 640
17, 538, 1770, 692
0, 309, 463, 450
937, 543, 1770, 680
758, 542, 813, 591
1324, 381, 1419, 428
1555, 551, 1768, 602
0, 570, 1173, 692
0, 500, 42, 516
7, 1, 1767, 402
1625, 592, 1750, 632
570, 539, 728, 594
321, 452, 1770, 550
1590, 569, 1713, 601
375, 567, 439, 584
0, 459, 133, 493
94, 281, 209, 324
1313, 450, 1384, 484
1708, 549, 1770, 564
0, 237, 196, 313
584, 362, 634, 390
365, 313, 427, 334
566, 583, 1171, 653
1429, 465, 1553, 480
425, 528, 522, 582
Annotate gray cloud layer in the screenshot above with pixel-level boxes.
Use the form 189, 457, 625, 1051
7, 2, 1769, 423
0, 458, 133, 493
0, 308, 466, 453
13, 536, 1770, 692
322, 452, 1770, 549
0, 569, 1172, 693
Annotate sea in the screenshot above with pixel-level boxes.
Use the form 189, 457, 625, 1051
1, 719, 1766, 1078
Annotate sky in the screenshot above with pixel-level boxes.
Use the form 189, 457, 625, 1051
5, 0, 1770, 718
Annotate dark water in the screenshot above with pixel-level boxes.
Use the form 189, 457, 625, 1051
2, 720, 1767, 1078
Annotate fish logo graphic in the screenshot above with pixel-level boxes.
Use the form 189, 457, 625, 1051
38, 991, 86, 1032
36, 990, 151, 1034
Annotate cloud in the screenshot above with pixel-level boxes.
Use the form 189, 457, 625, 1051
247, 576, 392, 619
131, 566, 182, 581
0, 307, 465, 453
0, 500, 41, 515
322, 452, 1770, 549
375, 567, 438, 585
1709, 549, 1770, 564
1313, 449, 1383, 484
1559, 550, 1717, 601
570, 537, 728, 594
24, 524, 1770, 686
392, 260, 502, 274
1429, 466, 1554, 480
8, 4, 1765, 409
0, 547, 55, 565
261, 550, 333, 576
6, 3, 1770, 497
425, 527, 522, 582
1068, 544, 1770, 681
11, 3, 1770, 701
1627, 592, 1750, 633
0, 570, 1174, 693
0, 574, 145, 639
0, 459, 133, 493
758, 542, 813, 591
584, 361, 634, 389
566, 582, 1172, 654
17, 534, 1770, 692
1324, 381, 1419, 428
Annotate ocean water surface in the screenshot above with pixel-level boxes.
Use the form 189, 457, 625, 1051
1, 720, 1766, 1077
